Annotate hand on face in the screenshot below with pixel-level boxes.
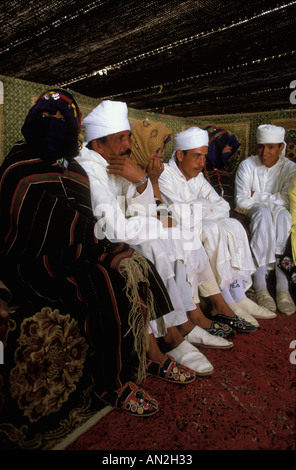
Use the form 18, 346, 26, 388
146, 153, 164, 184
100, 131, 145, 183
107, 153, 146, 183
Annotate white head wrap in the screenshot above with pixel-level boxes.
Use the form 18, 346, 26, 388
256, 124, 286, 159
256, 124, 285, 144
82, 100, 131, 142
174, 127, 209, 155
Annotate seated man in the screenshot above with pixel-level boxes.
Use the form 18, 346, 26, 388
76, 101, 253, 373
130, 119, 258, 333
235, 124, 296, 316
158, 126, 276, 324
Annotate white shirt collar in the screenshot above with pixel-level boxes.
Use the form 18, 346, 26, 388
168, 156, 188, 181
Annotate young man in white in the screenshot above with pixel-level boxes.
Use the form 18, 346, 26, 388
158, 126, 276, 323
76, 102, 256, 374
234, 124, 296, 315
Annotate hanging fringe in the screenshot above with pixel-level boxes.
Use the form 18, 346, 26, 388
117, 251, 157, 383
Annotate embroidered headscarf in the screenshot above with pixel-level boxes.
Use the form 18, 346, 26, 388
131, 120, 173, 167
204, 126, 241, 170
22, 89, 81, 163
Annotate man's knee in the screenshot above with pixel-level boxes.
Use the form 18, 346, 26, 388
250, 205, 271, 217
276, 208, 291, 227
201, 221, 221, 243
249, 205, 273, 225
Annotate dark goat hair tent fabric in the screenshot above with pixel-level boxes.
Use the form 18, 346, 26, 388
0, 0, 296, 117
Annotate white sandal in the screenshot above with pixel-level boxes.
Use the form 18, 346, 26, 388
255, 290, 277, 313
276, 292, 296, 316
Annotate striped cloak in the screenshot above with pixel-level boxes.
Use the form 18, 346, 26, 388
0, 142, 173, 396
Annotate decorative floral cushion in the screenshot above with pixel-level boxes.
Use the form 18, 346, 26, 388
0, 304, 105, 450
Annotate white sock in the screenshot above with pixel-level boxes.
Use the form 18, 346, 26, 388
220, 286, 235, 305
275, 261, 289, 293
253, 265, 267, 292
229, 280, 246, 303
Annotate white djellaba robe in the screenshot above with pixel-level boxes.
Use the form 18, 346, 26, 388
158, 157, 256, 292
76, 147, 210, 337
234, 153, 296, 268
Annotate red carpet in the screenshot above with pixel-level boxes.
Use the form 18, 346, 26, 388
67, 313, 296, 451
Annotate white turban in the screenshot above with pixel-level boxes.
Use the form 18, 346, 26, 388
82, 100, 131, 142
256, 124, 286, 158
174, 127, 209, 153
256, 124, 285, 144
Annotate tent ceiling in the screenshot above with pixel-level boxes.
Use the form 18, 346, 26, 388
1, 0, 296, 117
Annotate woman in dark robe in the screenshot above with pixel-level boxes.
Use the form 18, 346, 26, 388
0, 90, 195, 418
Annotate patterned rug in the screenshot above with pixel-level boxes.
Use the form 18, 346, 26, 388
66, 313, 296, 451
1, 304, 295, 451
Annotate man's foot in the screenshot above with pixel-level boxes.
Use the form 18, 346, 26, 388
255, 289, 277, 312
204, 320, 235, 339
167, 340, 214, 376
213, 313, 257, 333
184, 325, 233, 349
146, 354, 196, 383
236, 297, 277, 320
276, 291, 296, 316
228, 301, 260, 327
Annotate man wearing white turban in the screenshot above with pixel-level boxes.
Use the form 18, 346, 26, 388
76, 101, 256, 375
235, 124, 296, 315
158, 126, 277, 324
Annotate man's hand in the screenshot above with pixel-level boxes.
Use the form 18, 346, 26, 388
107, 154, 146, 183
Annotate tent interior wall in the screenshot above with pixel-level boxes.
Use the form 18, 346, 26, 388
1, 74, 296, 170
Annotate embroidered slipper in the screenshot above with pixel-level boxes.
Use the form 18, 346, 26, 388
114, 381, 159, 417
214, 314, 257, 333
204, 320, 235, 339
146, 354, 196, 384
